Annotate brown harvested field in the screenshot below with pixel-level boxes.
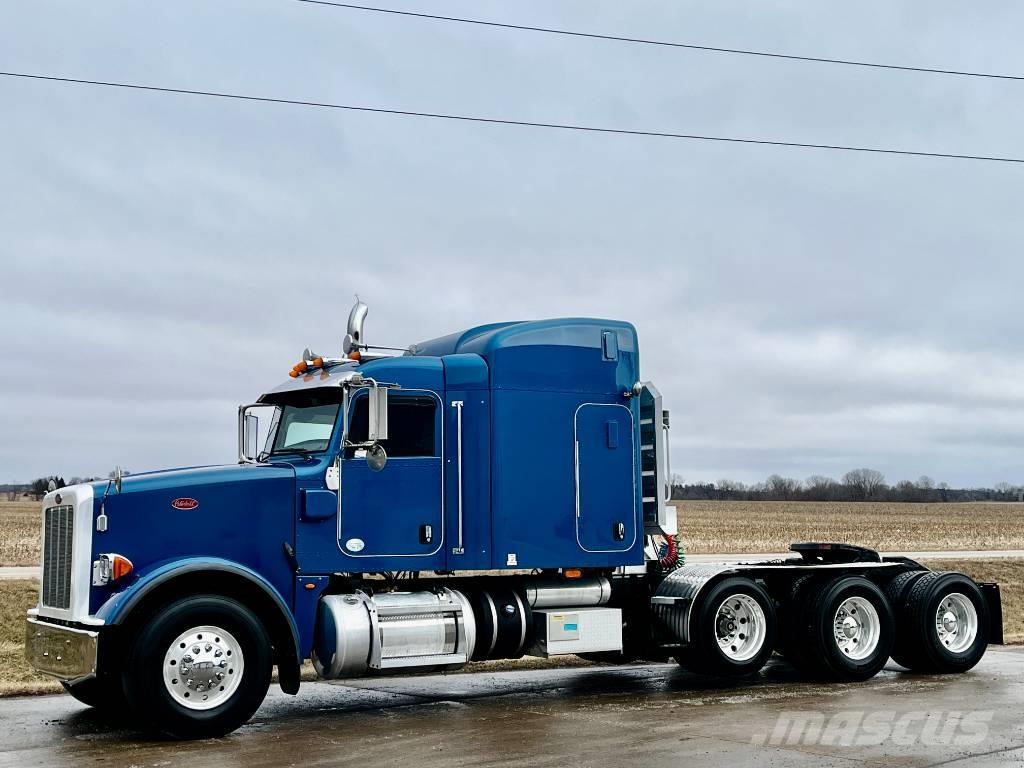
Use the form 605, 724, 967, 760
677, 500, 1024, 554
0, 580, 60, 696
0, 501, 39, 567
920, 559, 1024, 644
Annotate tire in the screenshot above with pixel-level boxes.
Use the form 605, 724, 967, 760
62, 674, 126, 711
896, 571, 989, 674
680, 577, 777, 678
884, 570, 929, 668
778, 574, 819, 667
122, 595, 272, 739
797, 576, 894, 681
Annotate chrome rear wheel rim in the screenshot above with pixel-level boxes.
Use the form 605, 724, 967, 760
833, 596, 880, 661
163, 625, 244, 711
715, 593, 767, 662
935, 592, 978, 653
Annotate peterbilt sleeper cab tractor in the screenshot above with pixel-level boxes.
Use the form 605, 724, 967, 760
26, 300, 1003, 739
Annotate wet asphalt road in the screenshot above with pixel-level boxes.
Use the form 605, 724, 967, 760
1, 647, 1022, 768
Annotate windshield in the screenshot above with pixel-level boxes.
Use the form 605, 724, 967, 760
266, 390, 343, 455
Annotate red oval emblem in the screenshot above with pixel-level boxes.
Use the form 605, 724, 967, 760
171, 497, 199, 511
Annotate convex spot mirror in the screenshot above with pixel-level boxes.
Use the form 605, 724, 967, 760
367, 443, 388, 471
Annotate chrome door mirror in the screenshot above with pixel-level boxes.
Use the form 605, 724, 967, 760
366, 443, 388, 472
244, 413, 259, 459
238, 403, 275, 463
367, 385, 388, 442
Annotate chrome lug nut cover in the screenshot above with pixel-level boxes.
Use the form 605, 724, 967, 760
163, 625, 244, 711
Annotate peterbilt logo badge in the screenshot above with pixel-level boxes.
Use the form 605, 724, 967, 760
171, 497, 199, 510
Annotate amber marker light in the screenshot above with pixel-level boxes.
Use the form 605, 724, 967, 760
111, 554, 134, 580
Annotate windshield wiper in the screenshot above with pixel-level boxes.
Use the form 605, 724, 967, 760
268, 447, 319, 459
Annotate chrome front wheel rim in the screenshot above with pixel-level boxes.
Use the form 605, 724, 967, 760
715, 593, 767, 662
833, 596, 880, 661
163, 625, 244, 711
935, 592, 978, 653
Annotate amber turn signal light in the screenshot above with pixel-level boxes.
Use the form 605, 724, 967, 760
111, 554, 134, 581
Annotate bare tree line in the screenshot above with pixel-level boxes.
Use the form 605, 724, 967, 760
673, 469, 1024, 503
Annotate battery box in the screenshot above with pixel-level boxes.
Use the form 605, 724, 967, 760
529, 607, 623, 656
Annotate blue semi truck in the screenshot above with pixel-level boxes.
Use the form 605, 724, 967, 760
26, 301, 1003, 738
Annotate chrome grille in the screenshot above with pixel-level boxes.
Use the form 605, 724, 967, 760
41, 504, 74, 610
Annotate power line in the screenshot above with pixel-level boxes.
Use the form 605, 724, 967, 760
2, 70, 1022, 164
295, 1, 1024, 83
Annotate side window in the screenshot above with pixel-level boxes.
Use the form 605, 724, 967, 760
348, 394, 437, 457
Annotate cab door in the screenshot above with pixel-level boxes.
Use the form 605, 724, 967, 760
575, 403, 637, 552
338, 390, 445, 566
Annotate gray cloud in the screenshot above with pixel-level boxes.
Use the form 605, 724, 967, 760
1, 0, 1022, 487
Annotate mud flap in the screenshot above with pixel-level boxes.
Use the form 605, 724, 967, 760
980, 582, 1004, 645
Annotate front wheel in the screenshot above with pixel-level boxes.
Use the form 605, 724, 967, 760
123, 595, 272, 739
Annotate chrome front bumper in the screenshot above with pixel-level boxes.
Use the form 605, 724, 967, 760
25, 617, 98, 681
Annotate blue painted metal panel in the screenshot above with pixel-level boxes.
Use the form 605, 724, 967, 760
338, 458, 444, 563
87, 465, 297, 617
414, 318, 639, 396
293, 575, 330, 658
443, 390, 491, 569
489, 390, 644, 569
575, 404, 637, 553
302, 489, 336, 521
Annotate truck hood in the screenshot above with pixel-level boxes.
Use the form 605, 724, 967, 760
86, 462, 298, 614
95, 463, 296, 497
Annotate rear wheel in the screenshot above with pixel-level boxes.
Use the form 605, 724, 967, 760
123, 595, 272, 739
681, 577, 777, 678
797, 576, 894, 681
778, 574, 819, 667
884, 570, 929, 668
894, 572, 988, 674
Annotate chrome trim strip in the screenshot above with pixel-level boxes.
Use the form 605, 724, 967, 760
512, 591, 528, 654
484, 592, 499, 657
451, 400, 465, 555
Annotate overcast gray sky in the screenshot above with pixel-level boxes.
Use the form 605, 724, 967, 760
2, 1, 1022, 487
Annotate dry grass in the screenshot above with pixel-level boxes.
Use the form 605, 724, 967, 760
0, 501, 39, 567
0, 580, 61, 696
677, 500, 1024, 554
920, 558, 1024, 644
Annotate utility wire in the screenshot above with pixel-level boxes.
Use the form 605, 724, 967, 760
2, 70, 1022, 164
296, 1, 1024, 83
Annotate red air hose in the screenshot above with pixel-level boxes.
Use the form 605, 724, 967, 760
658, 535, 679, 569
